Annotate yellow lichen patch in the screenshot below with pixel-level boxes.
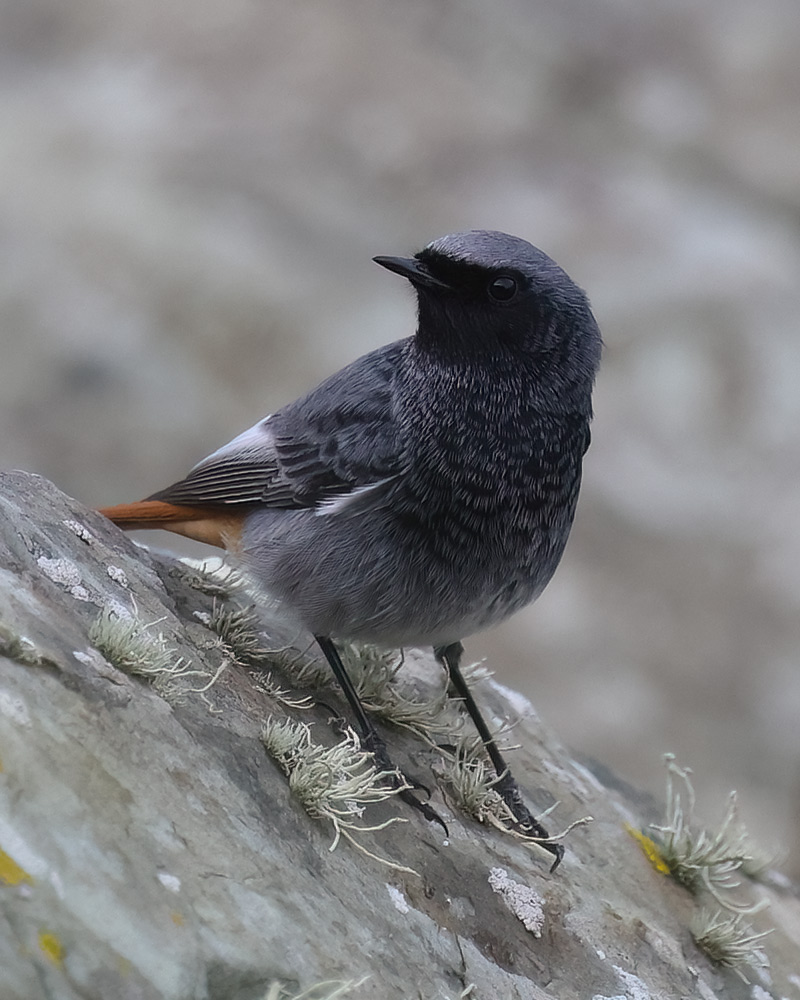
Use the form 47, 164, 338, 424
38, 931, 64, 966
171, 911, 185, 926
0, 847, 33, 886
625, 822, 670, 875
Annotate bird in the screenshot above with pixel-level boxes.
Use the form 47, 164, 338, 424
98, 229, 602, 869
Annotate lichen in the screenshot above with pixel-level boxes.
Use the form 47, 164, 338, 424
651, 755, 765, 912
263, 978, 369, 1000
206, 603, 271, 668
36, 556, 91, 601
438, 735, 590, 849
173, 556, 245, 598
261, 717, 415, 874
88, 608, 223, 704
38, 931, 65, 967
341, 643, 456, 739
0, 847, 33, 886
690, 908, 771, 981
488, 867, 545, 936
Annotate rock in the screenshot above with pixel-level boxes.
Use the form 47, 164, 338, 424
0, 470, 797, 1000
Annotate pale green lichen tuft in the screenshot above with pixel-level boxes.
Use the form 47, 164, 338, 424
340, 643, 456, 739
438, 735, 591, 848
274, 640, 332, 690
264, 640, 468, 745
690, 908, 771, 981
646, 756, 776, 975
207, 603, 271, 668
172, 556, 245, 598
263, 977, 369, 1000
201, 603, 312, 708
340, 641, 400, 698
89, 608, 225, 704
249, 671, 314, 711
438, 735, 515, 830
651, 754, 766, 912
261, 717, 416, 874
89, 609, 177, 678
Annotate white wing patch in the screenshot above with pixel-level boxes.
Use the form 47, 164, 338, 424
314, 477, 397, 517
191, 416, 275, 469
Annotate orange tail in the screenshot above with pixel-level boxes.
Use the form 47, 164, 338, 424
98, 500, 243, 549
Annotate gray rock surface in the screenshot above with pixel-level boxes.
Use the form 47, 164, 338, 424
1, 470, 798, 999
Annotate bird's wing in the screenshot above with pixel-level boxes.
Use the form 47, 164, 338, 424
147, 341, 407, 511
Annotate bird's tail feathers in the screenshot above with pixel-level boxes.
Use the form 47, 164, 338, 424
97, 500, 242, 549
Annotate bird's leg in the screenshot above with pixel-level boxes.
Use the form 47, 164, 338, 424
314, 635, 446, 831
435, 641, 564, 871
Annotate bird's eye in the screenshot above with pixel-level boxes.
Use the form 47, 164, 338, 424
487, 275, 518, 302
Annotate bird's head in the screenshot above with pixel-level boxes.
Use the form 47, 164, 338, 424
374, 230, 601, 386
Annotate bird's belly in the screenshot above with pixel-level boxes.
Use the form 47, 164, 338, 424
241, 504, 564, 648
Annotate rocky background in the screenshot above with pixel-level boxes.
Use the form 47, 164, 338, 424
2, 0, 800, 872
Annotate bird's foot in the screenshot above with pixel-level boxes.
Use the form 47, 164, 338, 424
361, 729, 449, 834
493, 770, 564, 872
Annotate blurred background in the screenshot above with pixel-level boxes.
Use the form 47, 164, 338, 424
2, 0, 799, 870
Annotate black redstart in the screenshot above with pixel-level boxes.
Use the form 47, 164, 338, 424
99, 230, 602, 868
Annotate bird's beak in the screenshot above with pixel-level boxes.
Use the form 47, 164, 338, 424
372, 255, 452, 290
